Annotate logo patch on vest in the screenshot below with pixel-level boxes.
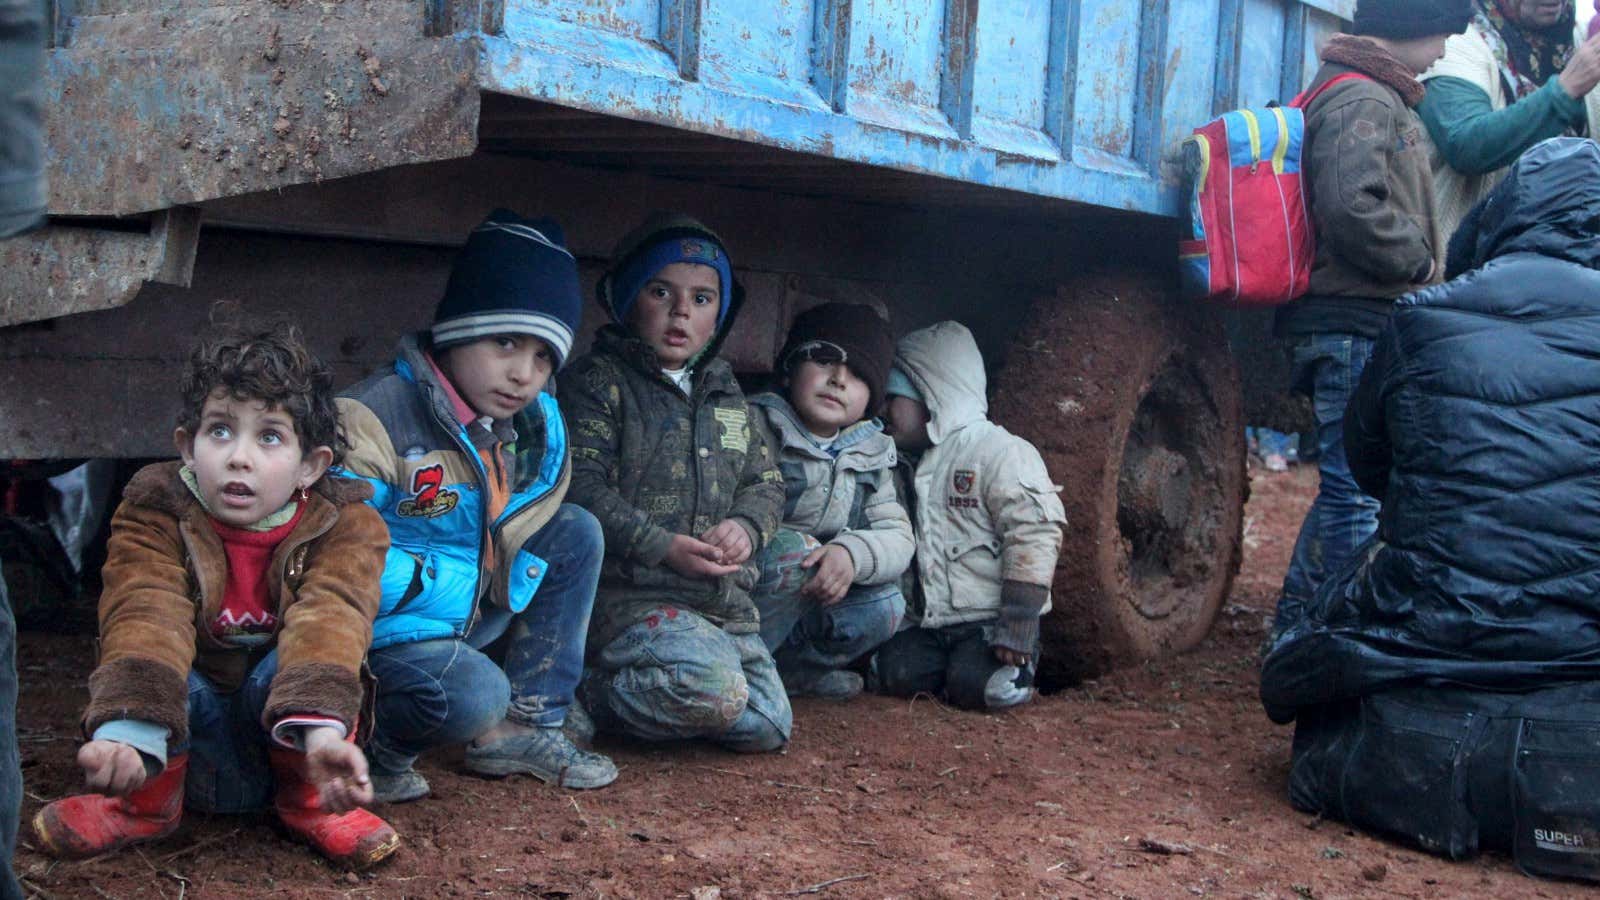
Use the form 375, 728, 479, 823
397, 464, 461, 518
953, 470, 975, 494
713, 408, 748, 453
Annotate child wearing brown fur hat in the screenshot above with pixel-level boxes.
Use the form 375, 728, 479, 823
748, 302, 914, 700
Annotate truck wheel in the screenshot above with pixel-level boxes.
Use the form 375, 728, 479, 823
990, 273, 1246, 686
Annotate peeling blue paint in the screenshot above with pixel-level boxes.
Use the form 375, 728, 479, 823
484, 0, 1346, 218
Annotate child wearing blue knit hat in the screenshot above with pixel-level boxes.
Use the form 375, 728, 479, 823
564, 212, 792, 752
337, 208, 617, 800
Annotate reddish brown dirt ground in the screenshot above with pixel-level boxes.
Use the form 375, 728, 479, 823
9, 468, 1589, 898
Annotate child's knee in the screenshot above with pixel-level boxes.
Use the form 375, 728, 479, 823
826, 585, 903, 650
724, 714, 788, 753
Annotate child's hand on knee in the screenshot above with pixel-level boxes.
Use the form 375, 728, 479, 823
665, 533, 743, 579
800, 544, 855, 605
700, 519, 752, 565
78, 740, 148, 797
303, 726, 374, 812
992, 645, 1030, 668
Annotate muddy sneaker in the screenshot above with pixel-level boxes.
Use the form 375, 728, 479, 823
563, 700, 597, 749
463, 727, 618, 789
787, 669, 864, 700
370, 768, 430, 804
983, 665, 1035, 709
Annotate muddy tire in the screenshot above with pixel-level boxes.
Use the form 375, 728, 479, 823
990, 273, 1246, 686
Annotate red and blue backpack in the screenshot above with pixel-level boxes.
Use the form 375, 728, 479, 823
1179, 73, 1370, 307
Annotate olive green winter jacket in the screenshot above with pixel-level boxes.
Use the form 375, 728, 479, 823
564, 325, 784, 651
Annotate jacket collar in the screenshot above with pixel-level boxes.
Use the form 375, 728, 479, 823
1319, 35, 1426, 107
393, 332, 533, 443
750, 392, 894, 465
121, 461, 370, 533
593, 325, 740, 396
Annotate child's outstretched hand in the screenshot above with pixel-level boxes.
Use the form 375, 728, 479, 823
665, 533, 742, 579
800, 544, 855, 605
78, 740, 148, 797
700, 519, 753, 566
303, 725, 374, 813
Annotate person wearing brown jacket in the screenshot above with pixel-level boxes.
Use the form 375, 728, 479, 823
1270, 0, 1472, 641
32, 326, 400, 870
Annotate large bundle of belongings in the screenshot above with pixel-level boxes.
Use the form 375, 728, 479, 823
1260, 137, 1600, 883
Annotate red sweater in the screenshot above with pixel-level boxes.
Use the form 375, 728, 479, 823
208, 506, 304, 645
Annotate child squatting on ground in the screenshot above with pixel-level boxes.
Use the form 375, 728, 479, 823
873, 321, 1066, 710
565, 213, 791, 751
748, 302, 913, 700
336, 210, 616, 796
33, 326, 400, 869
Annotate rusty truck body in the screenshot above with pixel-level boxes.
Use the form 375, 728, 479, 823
0, 0, 1349, 682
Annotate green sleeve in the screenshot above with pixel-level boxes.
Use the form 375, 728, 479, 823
1418, 75, 1586, 176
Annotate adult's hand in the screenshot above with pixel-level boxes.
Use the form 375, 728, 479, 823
1559, 32, 1600, 98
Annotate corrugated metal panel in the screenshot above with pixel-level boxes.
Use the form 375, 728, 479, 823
477, 0, 1347, 217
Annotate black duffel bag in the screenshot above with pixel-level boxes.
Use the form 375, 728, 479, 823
1287, 681, 1600, 882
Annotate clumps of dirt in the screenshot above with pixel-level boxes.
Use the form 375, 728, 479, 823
990, 271, 1245, 684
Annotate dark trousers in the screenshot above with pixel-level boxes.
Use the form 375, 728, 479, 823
0, 576, 23, 900
873, 622, 1036, 710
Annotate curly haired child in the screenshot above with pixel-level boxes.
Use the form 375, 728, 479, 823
33, 324, 398, 869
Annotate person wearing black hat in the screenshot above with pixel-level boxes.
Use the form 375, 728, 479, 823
746, 302, 914, 700
337, 209, 618, 798
1270, 0, 1472, 646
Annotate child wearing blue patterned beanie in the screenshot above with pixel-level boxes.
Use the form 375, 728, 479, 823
564, 212, 793, 752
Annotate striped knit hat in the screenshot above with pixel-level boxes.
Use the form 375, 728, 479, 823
431, 209, 584, 369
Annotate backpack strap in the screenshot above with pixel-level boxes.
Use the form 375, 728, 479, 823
1289, 72, 1373, 110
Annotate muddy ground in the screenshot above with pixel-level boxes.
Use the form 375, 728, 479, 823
9, 468, 1588, 899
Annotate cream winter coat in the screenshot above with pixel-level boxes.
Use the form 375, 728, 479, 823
894, 322, 1065, 630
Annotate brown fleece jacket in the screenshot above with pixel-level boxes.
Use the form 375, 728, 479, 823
84, 461, 387, 743
1300, 35, 1443, 304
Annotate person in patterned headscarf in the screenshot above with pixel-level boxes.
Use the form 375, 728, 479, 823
1420, 0, 1600, 241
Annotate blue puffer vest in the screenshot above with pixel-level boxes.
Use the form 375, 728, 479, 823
336, 334, 570, 650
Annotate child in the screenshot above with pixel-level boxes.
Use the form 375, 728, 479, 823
33, 326, 398, 869
565, 212, 789, 751
1272, 0, 1469, 639
337, 210, 616, 795
873, 321, 1065, 710
748, 302, 913, 700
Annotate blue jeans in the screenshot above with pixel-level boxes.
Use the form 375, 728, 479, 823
367, 505, 601, 774
580, 607, 792, 752
1275, 333, 1382, 637
753, 531, 903, 687
0, 576, 22, 900
181, 653, 278, 814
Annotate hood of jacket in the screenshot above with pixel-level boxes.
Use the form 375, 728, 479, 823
893, 321, 988, 447
1454, 137, 1600, 276
749, 392, 896, 470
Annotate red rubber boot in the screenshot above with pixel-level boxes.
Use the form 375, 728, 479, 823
33, 754, 187, 859
268, 747, 400, 870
